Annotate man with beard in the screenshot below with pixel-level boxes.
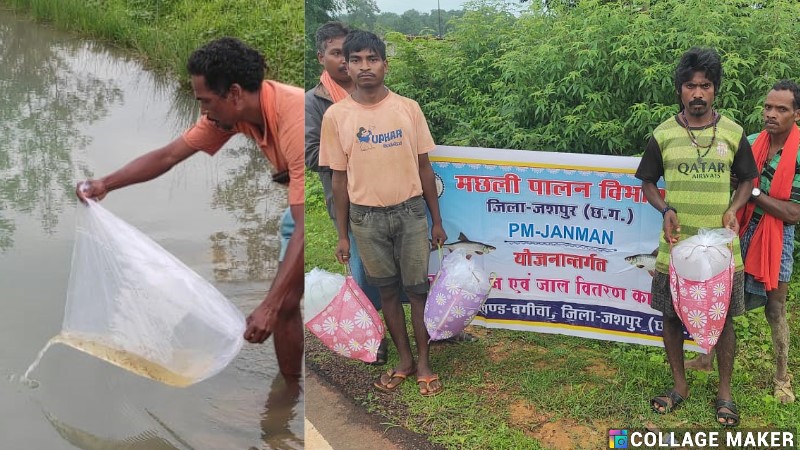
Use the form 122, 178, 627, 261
635, 47, 758, 426
686, 80, 800, 404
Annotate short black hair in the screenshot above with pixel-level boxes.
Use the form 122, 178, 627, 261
187, 37, 266, 96
315, 21, 350, 54
772, 79, 800, 110
343, 30, 386, 60
674, 47, 722, 99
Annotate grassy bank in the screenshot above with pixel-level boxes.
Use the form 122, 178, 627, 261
305, 174, 800, 449
0, 0, 303, 87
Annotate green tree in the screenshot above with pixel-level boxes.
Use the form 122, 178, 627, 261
343, 0, 380, 30
387, 0, 800, 155
305, 0, 344, 89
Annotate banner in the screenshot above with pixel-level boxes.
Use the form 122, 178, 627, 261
429, 146, 699, 350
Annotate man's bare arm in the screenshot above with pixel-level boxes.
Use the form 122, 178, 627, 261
77, 137, 199, 201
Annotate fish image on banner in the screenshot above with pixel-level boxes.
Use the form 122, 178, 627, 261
624, 249, 658, 277
432, 232, 496, 256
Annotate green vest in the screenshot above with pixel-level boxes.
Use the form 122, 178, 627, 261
654, 115, 743, 274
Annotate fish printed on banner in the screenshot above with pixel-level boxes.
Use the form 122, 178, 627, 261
433, 232, 496, 256
624, 249, 658, 277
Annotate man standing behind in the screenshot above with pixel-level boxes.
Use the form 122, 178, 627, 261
77, 37, 304, 382
737, 80, 800, 403
319, 31, 447, 396
305, 22, 389, 365
635, 47, 757, 426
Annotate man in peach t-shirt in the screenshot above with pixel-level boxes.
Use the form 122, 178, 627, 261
320, 31, 447, 396
76, 37, 304, 382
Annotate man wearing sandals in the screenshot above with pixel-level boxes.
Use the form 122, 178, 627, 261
635, 47, 758, 426
319, 31, 447, 396
686, 80, 800, 404
306, 22, 392, 366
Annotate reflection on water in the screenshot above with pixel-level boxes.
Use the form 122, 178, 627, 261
259, 375, 304, 450
45, 411, 189, 450
0, 9, 297, 450
0, 19, 122, 250
211, 146, 284, 282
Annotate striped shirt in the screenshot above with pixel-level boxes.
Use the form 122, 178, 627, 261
636, 114, 758, 274
746, 133, 800, 224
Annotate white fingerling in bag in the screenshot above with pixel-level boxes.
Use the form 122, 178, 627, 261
24, 200, 245, 387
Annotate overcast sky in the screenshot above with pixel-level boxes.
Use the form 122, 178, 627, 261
374, 0, 470, 15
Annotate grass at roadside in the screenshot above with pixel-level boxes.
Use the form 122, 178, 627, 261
305, 173, 800, 449
0, 0, 303, 87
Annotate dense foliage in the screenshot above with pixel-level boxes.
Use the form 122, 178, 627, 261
304, 0, 464, 90
386, 0, 799, 155
1, 0, 303, 87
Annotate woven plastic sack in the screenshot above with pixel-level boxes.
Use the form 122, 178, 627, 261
304, 268, 345, 325
424, 248, 493, 341
54, 199, 245, 387
669, 228, 735, 352
306, 276, 385, 363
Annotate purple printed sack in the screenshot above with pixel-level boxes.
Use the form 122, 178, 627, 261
424, 249, 493, 341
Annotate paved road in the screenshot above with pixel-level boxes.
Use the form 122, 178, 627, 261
304, 370, 403, 450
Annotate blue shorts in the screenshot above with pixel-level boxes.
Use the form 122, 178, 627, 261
741, 218, 794, 298
279, 207, 293, 262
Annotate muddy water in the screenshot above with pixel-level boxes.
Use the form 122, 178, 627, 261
0, 11, 301, 450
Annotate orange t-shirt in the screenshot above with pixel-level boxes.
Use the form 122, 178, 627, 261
182, 80, 304, 205
319, 91, 435, 207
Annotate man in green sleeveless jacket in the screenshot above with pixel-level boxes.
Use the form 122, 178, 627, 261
635, 47, 758, 427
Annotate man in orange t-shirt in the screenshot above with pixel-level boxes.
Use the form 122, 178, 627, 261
76, 37, 304, 382
320, 31, 447, 396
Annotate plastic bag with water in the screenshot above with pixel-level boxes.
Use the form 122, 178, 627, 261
37, 199, 246, 387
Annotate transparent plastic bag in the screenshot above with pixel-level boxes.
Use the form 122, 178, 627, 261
304, 268, 346, 325
55, 199, 246, 387
671, 228, 735, 281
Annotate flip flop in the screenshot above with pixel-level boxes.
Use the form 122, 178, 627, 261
651, 389, 686, 414
374, 368, 415, 392
715, 398, 740, 427
417, 374, 443, 397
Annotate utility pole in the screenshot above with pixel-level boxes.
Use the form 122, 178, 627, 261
437, 0, 442, 38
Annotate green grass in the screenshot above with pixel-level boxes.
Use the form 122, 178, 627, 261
0, 0, 303, 87
305, 173, 800, 449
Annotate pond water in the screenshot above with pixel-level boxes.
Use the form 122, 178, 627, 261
0, 11, 301, 450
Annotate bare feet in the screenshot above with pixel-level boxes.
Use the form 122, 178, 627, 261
774, 375, 795, 404
685, 351, 714, 372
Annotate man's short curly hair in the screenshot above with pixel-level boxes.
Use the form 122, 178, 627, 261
187, 37, 266, 96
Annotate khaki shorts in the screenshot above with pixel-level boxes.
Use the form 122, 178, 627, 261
349, 196, 430, 295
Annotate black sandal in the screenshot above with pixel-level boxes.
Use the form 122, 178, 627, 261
651, 389, 686, 414
367, 338, 389, 366
715, 399, 740, 427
